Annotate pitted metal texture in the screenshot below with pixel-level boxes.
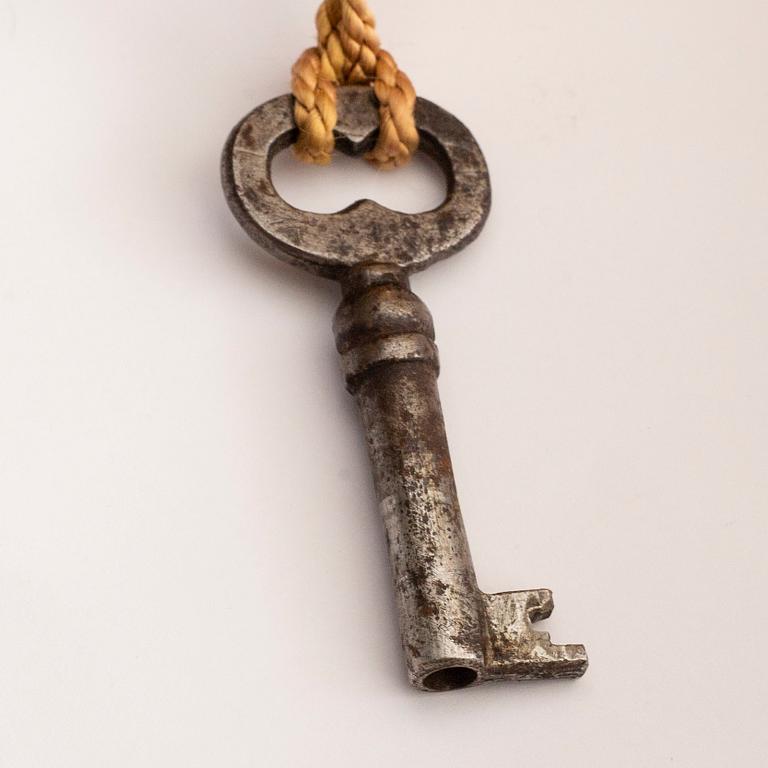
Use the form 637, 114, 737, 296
221, 86, 491, 278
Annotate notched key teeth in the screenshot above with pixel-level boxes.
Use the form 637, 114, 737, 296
481, 590, 588, 681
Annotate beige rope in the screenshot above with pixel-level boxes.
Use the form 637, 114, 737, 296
291, 0, 418, 169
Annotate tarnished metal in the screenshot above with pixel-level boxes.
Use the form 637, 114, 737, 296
222, 86, 588, 691
221, 87, 489, 279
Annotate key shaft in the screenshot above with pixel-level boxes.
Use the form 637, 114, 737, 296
336, 265, 587, 690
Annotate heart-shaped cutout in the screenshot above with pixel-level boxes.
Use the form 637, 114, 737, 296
271, 148, 448, 215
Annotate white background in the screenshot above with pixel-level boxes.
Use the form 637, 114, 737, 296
2, 1, 767, 765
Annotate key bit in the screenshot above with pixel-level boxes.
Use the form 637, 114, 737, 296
222, 86, 588, 691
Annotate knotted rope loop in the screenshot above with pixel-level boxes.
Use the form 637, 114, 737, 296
291, 0, 419, 169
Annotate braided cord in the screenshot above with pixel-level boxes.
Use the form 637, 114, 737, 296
291, 0, 418, 169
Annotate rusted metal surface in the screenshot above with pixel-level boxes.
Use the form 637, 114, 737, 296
222, 87, 490, 279
221, 87, 588, 691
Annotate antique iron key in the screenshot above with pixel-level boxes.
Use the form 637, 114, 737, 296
222, 87, 588, 691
